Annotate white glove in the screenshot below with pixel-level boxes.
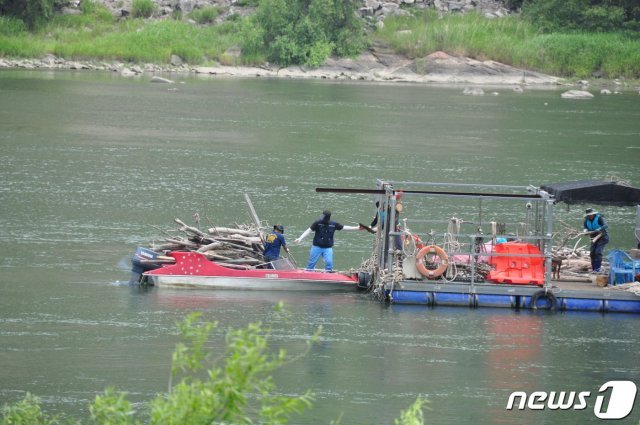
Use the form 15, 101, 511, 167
295, 228, 312, 244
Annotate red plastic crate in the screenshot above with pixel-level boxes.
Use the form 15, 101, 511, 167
487, 242, 545, 286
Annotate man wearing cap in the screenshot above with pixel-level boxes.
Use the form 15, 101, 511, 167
583, 208, 609, 273
295, 210, 362, 271
263, 224, 289, 266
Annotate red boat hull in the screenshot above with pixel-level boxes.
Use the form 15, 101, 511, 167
143, 251, 358, 291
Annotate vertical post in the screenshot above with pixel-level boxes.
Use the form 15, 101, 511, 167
469, 233, 476, 287
635, 205, 640, 248
379, 193, 390, 269
387, 190, 397, 272
543, 199, 554, 288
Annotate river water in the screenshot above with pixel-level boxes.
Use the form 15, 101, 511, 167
1, 70, 639, 424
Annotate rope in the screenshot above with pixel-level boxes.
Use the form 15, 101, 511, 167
444, 218, 462, 253
370, 251, 403, 302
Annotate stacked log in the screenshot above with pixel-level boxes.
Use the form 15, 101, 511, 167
552, 245, 609, 278
144, 218, 266, 270
550, 221, 609, 277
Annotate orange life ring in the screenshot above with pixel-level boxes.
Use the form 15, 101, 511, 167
415, 245, 449, 279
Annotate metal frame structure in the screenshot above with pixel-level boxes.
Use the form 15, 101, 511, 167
315, 180, 640, 313
368, 180, 555, 291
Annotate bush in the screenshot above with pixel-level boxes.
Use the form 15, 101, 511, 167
0, 0, 54, 29
81, 0, 115, 22
131, 0, 155, 18
0, 16, 27, 36
189, 6, 219, 24
522, 0, 627, 32
241, 0, 366, 67
1, 310, 428, 425
0, 393, 59, 425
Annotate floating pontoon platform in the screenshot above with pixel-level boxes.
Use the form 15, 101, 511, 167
318, 180, 640, 314
388, 280, 640, 313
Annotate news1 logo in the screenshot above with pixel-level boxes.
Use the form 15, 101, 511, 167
506, 381, 638, 420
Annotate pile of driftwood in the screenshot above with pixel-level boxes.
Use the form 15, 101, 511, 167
147, 218, 266, 270
551, 221, 609, 277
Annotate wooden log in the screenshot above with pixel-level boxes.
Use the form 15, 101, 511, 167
189, 235, 216, 245
204, 249, 248, 256
220, 257, 263, 265
204, 253, 233, 261
220, 240, 258, 251
207, 226, 257, 237
216, 237, 253, 247
139, 258, 175, 264
151, 243, 183, 251
175, 218, 208, 238
228, 235, 263, 244
164, 238, 200, 249
196, 241, 225, 253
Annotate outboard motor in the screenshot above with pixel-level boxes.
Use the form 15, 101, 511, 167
357, 271, 372, 290
130, 247, 161, 284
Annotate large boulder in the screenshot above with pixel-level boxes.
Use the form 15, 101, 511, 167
561, 90, 594, 99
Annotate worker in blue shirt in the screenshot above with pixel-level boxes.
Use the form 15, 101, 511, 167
583, 208, 609, 273
294, 210, 362, 271
263, 224, 289, 265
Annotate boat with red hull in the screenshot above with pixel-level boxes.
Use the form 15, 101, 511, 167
139, 250, 361, 291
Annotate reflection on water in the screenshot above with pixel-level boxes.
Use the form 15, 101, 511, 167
1, 71, 639, 424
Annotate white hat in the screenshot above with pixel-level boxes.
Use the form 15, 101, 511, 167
584, 208, 598, 217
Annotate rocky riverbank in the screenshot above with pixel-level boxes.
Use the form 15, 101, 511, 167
5, 50, 640, 94
0, 49, 563, 86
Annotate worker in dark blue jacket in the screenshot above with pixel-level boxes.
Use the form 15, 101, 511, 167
294, 210, 362, 271
583, 208, 609, 273
263, 224, 289, 265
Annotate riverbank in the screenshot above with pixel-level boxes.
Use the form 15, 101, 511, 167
4, 50, 640, 91
3, 2, 640, 86
0, 50, 569, 86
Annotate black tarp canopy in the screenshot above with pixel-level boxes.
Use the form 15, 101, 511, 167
541, 180, 640, 207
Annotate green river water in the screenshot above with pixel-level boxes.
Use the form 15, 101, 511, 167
1, 70, 639, 424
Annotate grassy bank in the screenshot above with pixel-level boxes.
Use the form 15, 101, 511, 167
0, 9, 245, 65
375, 10, 640, 79
1, 5, 639, 79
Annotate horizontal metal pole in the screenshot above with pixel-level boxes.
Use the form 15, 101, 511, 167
384, 181, 532, 191
316, 187, 545, 201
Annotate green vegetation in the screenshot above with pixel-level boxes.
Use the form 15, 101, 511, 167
188, 6, 219, 24
0, 310, 427, 425
241, 0, 366, 67
0, 4, 242, 63
521, 0, 640, 32
375, 9, 640, 78
0, 0, 53, 29
131, 0, 156, 18
0, 0, 639, 78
